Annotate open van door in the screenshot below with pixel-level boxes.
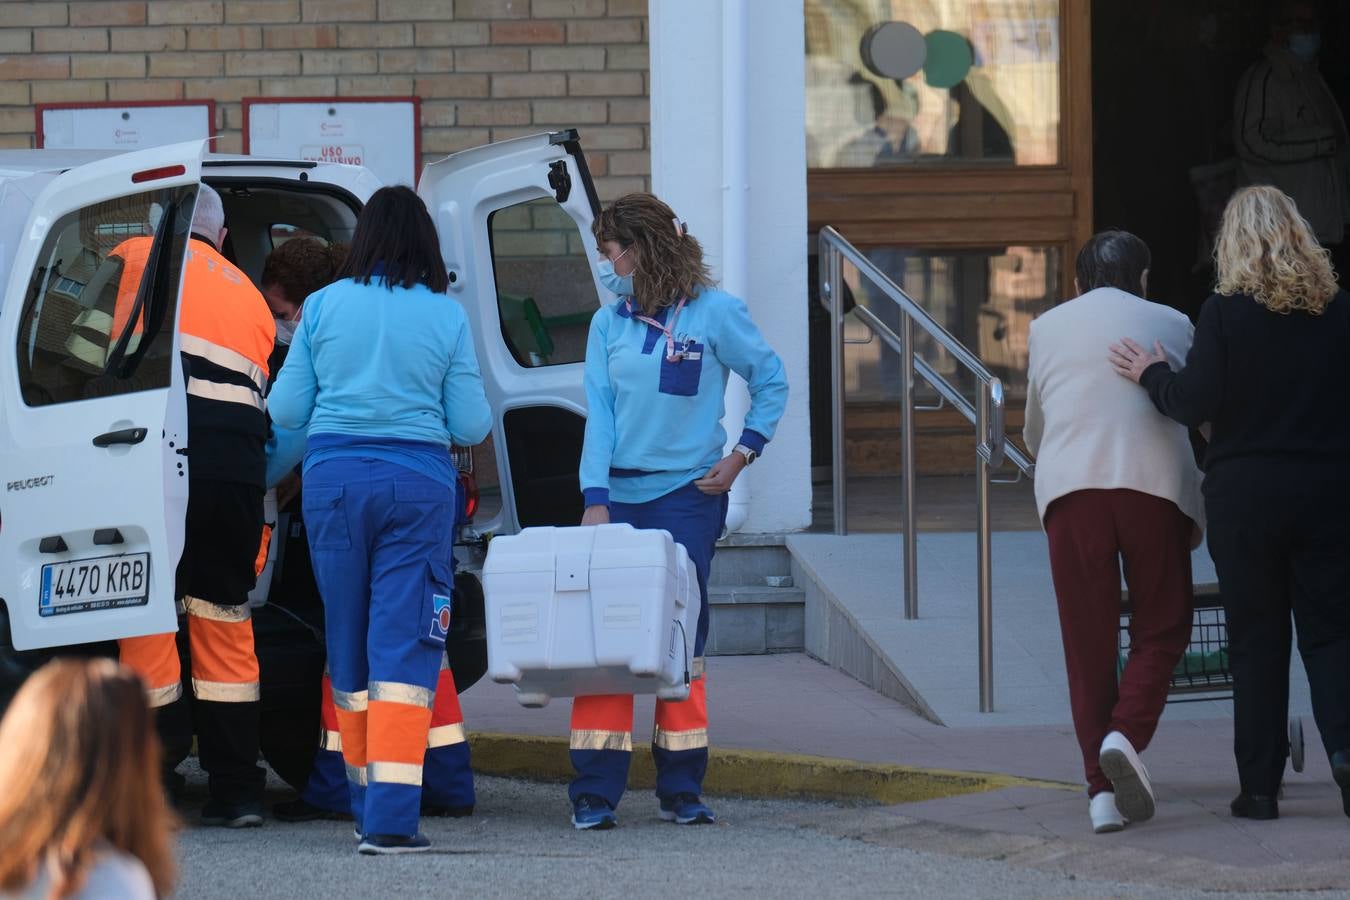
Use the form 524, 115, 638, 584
0, 142, 204, 649
419, 130, 604, 536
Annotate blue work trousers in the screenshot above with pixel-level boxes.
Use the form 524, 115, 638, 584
569, 480, 728, 807
303, 457, 458, 837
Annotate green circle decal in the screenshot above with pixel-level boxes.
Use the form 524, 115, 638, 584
923, 30, 973, 89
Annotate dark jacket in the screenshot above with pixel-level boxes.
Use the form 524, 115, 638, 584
1141, 289, 1350, 475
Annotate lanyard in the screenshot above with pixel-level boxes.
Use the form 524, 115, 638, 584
629, 297, 689, 362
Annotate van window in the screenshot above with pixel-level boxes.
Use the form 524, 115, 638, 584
16, 185, 195, 407
270, 223, 330, 248
487, 197, 597, 368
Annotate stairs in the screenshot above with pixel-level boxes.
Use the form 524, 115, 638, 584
705, 535, 804, 656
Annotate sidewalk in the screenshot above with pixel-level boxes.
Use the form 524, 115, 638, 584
460, 652, 1350, 888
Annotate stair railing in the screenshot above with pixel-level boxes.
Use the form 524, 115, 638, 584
819, 226, 1036, 713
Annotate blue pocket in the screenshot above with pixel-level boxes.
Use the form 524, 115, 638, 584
391, 479, 454, 540
420, 560, 455, 649
658, 342, 704, 397
301, 485, 351, 551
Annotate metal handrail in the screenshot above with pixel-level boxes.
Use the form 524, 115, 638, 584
819, 225, 1037, 713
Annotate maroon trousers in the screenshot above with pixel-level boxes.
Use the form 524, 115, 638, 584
1045, 489, 1194, 796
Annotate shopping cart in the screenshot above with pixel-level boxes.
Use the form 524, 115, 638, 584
1118, 584, 1305, 773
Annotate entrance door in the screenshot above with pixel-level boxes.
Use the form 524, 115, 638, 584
805, 0, 1091, 475
0, 142, 204, 649
419, 130, 606, 535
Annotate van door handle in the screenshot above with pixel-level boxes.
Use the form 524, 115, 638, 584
92, 427, 148, 448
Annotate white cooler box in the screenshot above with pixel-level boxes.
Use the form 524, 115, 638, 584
483, 523, 700, 708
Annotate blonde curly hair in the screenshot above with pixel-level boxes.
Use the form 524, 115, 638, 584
592, 192, 713, 315
1214, 185, 1339, 315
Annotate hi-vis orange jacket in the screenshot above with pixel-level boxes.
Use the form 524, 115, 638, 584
178, 236, 276, 486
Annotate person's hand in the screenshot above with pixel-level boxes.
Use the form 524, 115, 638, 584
694, 453, 746, 495
581, 505, 610, 526
276, 472, 301, 512
1108, 337, 1169, 384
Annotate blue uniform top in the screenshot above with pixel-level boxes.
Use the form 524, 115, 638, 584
267, 276, 491, 486
580, 287, 788, 506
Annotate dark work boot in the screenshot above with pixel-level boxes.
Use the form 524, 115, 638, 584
1230, 792, 1279, 820
1331, 750, 1350, 818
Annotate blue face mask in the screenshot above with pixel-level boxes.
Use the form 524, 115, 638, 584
597, 258, 634, 297
1289, 32, 1321, 61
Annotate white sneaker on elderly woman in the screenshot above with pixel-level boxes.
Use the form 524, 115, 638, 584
1089, 791, 1125, 833
1099, 730, 1155, 823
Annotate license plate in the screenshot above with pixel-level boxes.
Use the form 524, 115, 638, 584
40, 553, 150, 617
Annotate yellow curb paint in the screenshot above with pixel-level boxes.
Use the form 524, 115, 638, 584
467, 732, 1073, 805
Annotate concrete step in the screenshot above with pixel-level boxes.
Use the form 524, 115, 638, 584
705, 585, 805, 656
710, 536, 792, 586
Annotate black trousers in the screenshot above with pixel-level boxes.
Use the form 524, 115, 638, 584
1205, 460, 1350, 796
159, 479, 266, 805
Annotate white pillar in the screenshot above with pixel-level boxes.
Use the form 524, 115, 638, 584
648, 0, 811, 534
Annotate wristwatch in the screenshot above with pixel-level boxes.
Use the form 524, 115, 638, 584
732, 443, 757, 466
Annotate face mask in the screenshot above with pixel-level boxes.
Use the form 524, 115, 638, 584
596, 258, 633, 297
274, 319, 299, 346
1289, 32, 1321, 61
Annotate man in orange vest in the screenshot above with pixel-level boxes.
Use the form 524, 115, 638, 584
119, 184, 277, 827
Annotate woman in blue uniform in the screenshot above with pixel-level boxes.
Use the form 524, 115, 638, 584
569, 192, 788, 829
268, 186, 491, 854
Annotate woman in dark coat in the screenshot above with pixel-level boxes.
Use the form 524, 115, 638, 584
1110, 185, 1350, 821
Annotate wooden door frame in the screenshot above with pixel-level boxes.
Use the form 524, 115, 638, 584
807, 0, 1093, 282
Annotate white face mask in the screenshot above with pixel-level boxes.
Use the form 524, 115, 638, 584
274, 319, 299, 346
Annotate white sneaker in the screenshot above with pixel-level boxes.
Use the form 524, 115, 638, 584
1099, 731, 1155, 823
1089, 791, 1125, 834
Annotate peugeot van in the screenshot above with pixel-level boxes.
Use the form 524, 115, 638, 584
0, 131, 606, 780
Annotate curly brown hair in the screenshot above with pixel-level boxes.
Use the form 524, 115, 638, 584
261, 237, 350, 306
592, 192, 713, 315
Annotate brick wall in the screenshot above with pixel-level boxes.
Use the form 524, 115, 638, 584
0, 0, 650, 199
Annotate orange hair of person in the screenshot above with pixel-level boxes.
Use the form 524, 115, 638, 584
1214, 185, 1339, 315
0, 658, 176, 899
592, 192, 714, 316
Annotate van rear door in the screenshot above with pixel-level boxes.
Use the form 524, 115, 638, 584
418, 130, 605, 536
0, 142, 203, 650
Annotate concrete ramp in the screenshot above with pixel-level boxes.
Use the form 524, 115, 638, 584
787, 531, 1312, 728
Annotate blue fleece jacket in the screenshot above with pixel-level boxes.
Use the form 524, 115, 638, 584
267, 277, 491, 478
580, 287, 788, 506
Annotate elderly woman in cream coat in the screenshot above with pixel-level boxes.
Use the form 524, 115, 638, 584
1023, 231, 1204, 835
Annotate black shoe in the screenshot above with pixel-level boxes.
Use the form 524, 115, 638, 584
201, 798, 264, 828
421, 803, 474, 818
358, 832, 430, 855
1331, 749, 1350, 818
161, 769, 188, 808
273, 796, 351, 822
1230, 792, 1278, 820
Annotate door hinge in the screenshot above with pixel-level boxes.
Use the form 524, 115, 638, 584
548, 160, 572, 204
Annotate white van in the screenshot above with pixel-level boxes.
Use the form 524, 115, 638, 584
0, 131, 605, 707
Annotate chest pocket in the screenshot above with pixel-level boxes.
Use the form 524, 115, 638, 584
658, 342, 704, 396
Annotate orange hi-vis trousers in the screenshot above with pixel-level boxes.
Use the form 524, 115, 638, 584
568, 662, 709, 808
303, 656, 474, 815
119, 597, 261, 706
119, 596, 263, 803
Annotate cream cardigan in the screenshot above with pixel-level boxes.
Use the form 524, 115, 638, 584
1023, 287, 1205, 544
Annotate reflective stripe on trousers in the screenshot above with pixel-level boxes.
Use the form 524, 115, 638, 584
304, 658, 474, 815
183, 595, 260, 702
568, 670, 710, 808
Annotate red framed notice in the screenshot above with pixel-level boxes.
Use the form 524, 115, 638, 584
35, 100, 215, 151
242, 96, 421, 187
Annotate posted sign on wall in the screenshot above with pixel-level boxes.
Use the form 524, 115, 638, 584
36, 101, 214, 150
243, 97, 420, 187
